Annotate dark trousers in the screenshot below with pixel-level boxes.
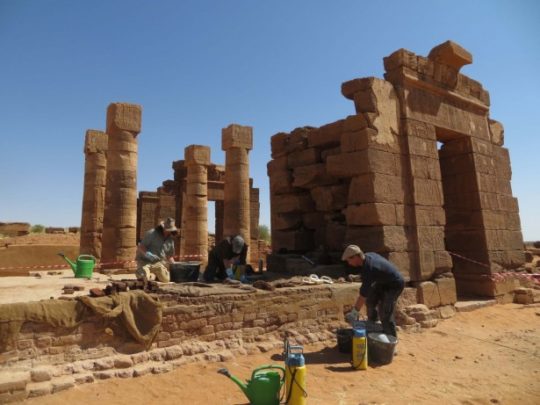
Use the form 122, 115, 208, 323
203, 252, 226, 282
366, 282, 404, 337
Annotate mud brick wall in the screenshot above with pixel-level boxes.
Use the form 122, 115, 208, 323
0, 281, 461, 402
0, 285, 356, 402
267, 41, 525, 296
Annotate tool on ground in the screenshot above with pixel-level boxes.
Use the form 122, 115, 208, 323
351, 324, 368, 370
301, 274, 333, 285
57, 253, 95, 278
217, 365, 285, 405
283, 338, 307, 405
301, 255, 315, 266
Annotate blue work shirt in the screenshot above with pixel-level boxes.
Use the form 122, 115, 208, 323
357, 252, 404, 297
136, 227, 175, 267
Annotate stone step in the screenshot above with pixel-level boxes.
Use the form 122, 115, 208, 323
454, 299, 497, 312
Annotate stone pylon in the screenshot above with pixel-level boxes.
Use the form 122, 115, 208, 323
183, 145, 210, 263
101, 103, 142, 266
222, 124, 252, 257
80, 130, 108, 259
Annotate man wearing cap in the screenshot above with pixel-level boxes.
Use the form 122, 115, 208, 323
135, 217, 178, 282
342, 245, 405, 337
203, 235, 248, 282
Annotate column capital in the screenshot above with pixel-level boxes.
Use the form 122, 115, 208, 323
222, 124, 253, 151
185, 145, 211, 166
84, 130, 108, 154
106, 102, 142, 133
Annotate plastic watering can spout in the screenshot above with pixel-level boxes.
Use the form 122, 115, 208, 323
218, 368, 250, 398
57, 252, 77, 274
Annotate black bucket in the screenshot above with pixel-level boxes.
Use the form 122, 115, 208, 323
336, 328, 354, 353
367, 333, 398, 365
170, 262, 200, 283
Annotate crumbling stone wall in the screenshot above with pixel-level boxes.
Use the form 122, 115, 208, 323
0, 282, 457, 401
0, 285, 354, 401
267, 41, 524, 297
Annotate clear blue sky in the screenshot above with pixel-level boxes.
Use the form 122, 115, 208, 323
1, 1, 539, 240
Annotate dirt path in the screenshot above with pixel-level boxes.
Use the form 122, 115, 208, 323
23, 303, 540, 405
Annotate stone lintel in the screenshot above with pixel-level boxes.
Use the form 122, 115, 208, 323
185, 145, 211, 166
222, 124, 253, 150
428, 40, 472, 71
106, 103, 142, 133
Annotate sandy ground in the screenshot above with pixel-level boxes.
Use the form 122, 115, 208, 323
22, 303, 540, 405
0, 271, 138, 304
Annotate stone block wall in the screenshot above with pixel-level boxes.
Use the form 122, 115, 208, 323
0, 281, 459, 401
267, 41, 525, 296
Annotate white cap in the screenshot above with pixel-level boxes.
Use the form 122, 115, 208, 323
341, 245, 364, 261
231, 235, 245, 254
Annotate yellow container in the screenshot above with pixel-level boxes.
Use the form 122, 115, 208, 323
352, 328, 368, 370
285, 352, 307, 405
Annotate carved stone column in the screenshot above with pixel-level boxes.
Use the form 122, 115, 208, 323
183, 145, 210, 263
222, 124, 253, 260
101, 103, 142, 266
80, 130, 108, 259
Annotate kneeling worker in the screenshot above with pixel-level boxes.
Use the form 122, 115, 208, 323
135, 217, 178, 282
203, 235, 247, 282
342, 245, 405, 337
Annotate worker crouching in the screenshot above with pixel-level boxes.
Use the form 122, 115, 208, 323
203, 235, 248, 282
135, 217, 178, 282
342, 245, 405, 338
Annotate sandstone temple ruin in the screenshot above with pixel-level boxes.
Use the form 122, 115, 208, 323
0, 41, 529, 402
79, 105, 261, 266
267, 40, 524, 298
135, 126, 262, 265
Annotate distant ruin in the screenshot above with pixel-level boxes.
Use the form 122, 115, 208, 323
135, 125, 262, 264
267, 41, 524, 298
80, 114, 262, 266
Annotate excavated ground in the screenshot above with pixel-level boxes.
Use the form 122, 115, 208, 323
22, 303, 540, 405
3, 234, 540, 404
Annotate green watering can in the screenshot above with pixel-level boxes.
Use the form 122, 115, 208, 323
57, 253, 96, 278
218, 365, 285, 405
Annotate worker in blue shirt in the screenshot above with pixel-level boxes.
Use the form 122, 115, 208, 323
342, 245, 405, 337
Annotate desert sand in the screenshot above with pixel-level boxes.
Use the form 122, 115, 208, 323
22, 303, 540, 405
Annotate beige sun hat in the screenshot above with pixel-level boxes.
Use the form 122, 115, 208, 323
161, 217, 177, 232
341, 245, 365, 261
